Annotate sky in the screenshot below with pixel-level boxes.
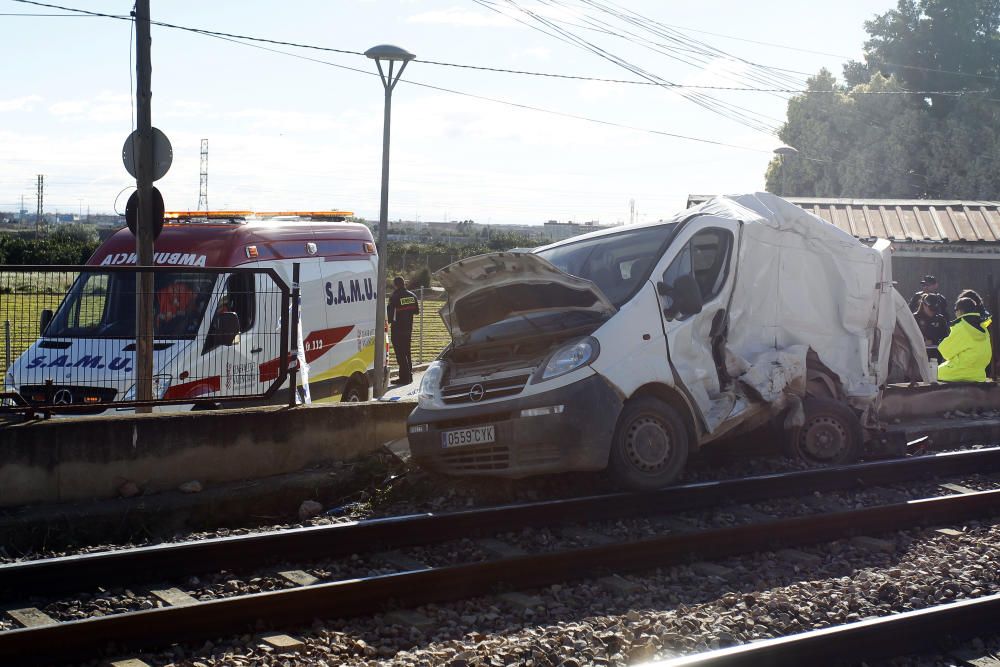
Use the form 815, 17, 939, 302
1, 0, 887, 225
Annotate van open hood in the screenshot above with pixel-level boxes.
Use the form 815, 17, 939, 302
435, 252, 616, 344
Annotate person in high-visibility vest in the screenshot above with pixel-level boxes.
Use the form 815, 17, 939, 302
938, 296, 993, 383
387, 276, 420, 385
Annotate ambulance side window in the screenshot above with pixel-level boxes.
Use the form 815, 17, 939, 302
223, 273, 255, 333
72, 274, 110, 330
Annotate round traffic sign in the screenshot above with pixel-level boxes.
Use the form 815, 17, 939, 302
122, 128, 173, 181
125, 187, 165, 240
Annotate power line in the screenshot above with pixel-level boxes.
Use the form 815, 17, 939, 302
8, 0, 982, 96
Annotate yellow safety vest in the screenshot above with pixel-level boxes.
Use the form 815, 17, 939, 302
938, 313, 992, 383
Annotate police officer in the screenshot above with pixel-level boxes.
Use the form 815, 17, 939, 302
387, 276, 420, 385
910, 275, 951, 320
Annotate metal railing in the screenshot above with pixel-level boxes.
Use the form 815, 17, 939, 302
1, 265, 291, 417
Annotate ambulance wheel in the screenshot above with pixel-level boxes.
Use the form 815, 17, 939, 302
785, 397, 862, 465
608, 397, 689, 491
342, 376, 369, 403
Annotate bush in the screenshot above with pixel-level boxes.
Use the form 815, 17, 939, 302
408, 267, 431, 290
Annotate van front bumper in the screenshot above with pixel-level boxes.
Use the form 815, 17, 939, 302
407, 373, 623, 478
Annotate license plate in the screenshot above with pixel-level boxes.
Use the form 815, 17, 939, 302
442, 425, 496, 448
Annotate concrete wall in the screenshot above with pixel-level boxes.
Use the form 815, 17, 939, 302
0, 401, 414, 507
880, 382, 1000, 421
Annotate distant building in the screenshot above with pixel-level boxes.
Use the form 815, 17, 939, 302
542, 220, 613, 242
380, 219, 614, 245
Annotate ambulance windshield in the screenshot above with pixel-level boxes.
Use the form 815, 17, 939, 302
46, 272, 218, 339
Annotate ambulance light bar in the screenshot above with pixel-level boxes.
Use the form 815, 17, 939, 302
254, 211, 354, 222
164, 211, 252, 220
255, 211, 354, 218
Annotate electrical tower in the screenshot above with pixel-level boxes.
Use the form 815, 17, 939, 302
629, 199, 635, 225
36, 175, 44, 235
197, 138, 208, 211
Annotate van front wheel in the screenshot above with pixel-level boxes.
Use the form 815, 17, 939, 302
608, 397, 689, 491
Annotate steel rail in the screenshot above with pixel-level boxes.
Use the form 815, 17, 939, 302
1, 488, 998, 664
654, 591, 1000, 666
3, 446, 1000, 602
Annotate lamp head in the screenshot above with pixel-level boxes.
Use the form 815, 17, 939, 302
365, 44, 416, 62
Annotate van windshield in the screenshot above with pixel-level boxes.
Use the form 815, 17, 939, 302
535, 224, 676, 306
46, 272, 217, 339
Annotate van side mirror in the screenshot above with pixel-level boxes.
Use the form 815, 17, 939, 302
40, 309, 53, 335
208, 311, 240, 347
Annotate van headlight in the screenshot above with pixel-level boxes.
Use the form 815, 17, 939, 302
534, 337, 599, 383
418, 361, 445, 409
121, 374, 173, 402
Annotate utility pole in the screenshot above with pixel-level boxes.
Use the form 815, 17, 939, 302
35, 175, 43, 235
197, 138, 208, 211
134, 0, 155, 406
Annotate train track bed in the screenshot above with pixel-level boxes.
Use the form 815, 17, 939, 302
6, 465, 998, 631
57, 517, 1000, 666
5, 438, 994, 567
2, 449, 1000, 664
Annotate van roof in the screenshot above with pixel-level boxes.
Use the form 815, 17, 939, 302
89, 218, 375, 268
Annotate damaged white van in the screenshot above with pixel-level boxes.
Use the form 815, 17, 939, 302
407, 193, 929, 490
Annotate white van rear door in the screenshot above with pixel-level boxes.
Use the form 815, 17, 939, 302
654, 217, 741, 431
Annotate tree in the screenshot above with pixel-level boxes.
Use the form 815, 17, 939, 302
767, 1, 1000, 199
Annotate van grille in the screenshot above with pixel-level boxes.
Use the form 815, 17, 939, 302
440, 444, 510, 471
441, 374, 530, 405
20, 384, 118, 414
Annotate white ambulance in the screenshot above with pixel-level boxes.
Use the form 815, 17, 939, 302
4, 211, 379, 414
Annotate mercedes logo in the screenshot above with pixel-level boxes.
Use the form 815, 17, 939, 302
52, 389, 74, 406
468, 384, 485, 402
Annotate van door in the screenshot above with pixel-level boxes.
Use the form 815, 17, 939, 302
654, 218, 741, 431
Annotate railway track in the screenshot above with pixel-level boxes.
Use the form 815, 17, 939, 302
657, 591, 1000, 666
2, 447, 1000, 665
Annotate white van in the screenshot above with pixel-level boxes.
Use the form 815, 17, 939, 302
407, 193, 929, 489
4, 211, 379, 414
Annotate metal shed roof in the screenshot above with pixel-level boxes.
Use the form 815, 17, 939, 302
685, 196, 1000, 243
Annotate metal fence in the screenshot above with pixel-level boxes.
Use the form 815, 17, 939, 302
1, 265, 290, 416
411, 286, 450, 365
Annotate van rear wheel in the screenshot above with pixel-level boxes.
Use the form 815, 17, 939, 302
608, 397, 689, 491
785, 397, 862, 465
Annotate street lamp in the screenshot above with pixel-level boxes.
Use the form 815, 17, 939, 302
366, 44, 415, 398
773, 145, 798, 197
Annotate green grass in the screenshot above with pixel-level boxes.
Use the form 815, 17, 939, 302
1, 274, 77, 377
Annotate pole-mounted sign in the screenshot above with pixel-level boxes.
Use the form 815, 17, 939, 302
122, 127, 172, 181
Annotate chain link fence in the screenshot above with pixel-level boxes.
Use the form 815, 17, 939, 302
1, 265, 289, 415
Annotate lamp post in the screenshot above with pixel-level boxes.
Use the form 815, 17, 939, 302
366, 44, 415, 398
773, 145, 798, 197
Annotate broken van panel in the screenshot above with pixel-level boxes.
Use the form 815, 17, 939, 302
408, 193, 929, 490
436, 252, 616, 346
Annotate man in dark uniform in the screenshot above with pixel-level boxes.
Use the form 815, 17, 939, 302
387, 276, 420, 384
909, 275, 951, 320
